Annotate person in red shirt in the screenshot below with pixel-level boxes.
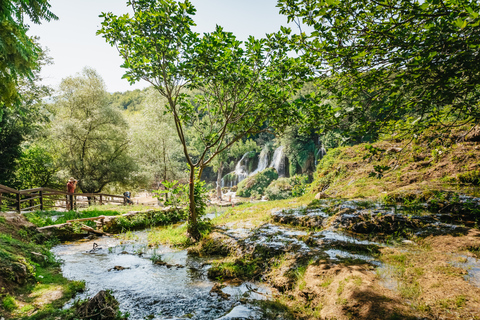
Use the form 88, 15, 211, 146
66, 178, 77, 210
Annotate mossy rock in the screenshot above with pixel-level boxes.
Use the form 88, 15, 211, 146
236, 168, 278, 198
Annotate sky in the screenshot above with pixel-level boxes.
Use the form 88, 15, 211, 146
27, 0, 292, 93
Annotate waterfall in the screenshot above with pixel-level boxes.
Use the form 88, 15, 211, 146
315, 146, 327, 167
250, 147, 269, 176
220, 145, 286, 188
269, 146, 286, 177
234, 152, 250, 183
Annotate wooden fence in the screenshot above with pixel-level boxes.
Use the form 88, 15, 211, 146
0, 184, 127, 213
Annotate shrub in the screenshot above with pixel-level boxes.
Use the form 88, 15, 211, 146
265, 175, 308, 200
236, 168, 278, 198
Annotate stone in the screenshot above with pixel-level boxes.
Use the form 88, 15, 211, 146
315, 192, 327, 200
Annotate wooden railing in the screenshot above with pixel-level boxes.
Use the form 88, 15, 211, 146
0, 184, 127, 213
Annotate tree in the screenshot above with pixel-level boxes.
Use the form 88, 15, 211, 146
0, 0, 57, 117
98, 0, 307, 240
278, 0, 480, 137
128, 88, 186, 188
51, 68, 136, 194
0, 43, 52, 188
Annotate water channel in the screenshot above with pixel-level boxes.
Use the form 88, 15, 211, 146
52, 231, 270, 320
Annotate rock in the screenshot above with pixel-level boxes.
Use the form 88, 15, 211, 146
387, 147, 402, 153
30, 252, 47, 262
108, 266, 130, 271
12, 262, 28, 284
210, 283, 230, 300
75, 290, 125, 320
315, 192, 328, 200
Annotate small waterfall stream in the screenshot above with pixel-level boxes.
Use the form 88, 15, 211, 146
220, 145, 287, 189
268, 146, 285, 177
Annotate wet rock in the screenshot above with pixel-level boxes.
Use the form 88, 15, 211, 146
108, 266, 130, 271
210, 283, 231, 300
75, 290, 125, 320
272, 208, 329, 229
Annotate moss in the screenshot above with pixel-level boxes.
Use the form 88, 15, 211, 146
457, 170, 480, 186
236, 168, 278, 198
308, 124, 480, 200
2, 294, 17, 311
265, 175, 308, 200
208, 257, 262, 280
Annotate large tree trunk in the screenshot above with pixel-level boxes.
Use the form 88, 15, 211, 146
216, 162, 223, 200
187, 165, 200, 241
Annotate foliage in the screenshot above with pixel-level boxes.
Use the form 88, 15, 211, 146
0, 45, 52, 188
14, 145, 59, 189
0, 0, 57, 114
265, 175, 309, 200
108, 88, 146, 112
50, 68, 136, 193
236, 168, 279, 198
152, 180, 188, 208
128, 88, 186, 187
279, 0, 480, 137
280, 126, 316, 175
98, 0, 307, 240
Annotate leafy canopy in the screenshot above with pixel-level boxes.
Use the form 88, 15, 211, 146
0, 0, 57, 115
279, 0, 480, 136
98, 0, 308, 239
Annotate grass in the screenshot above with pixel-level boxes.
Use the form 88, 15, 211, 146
0, 214, 86, 319
148, 224, 191, 247
211, 194, 315, 227
310, 124, 480, 200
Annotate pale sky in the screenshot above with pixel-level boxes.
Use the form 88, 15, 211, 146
27, 0, 291, 93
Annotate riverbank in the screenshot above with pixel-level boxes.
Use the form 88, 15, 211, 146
190, 196, 480, 319
0, 212, 86, 319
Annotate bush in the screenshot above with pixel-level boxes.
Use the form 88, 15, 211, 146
265, 175, 308, 200
236, 168, 278, 198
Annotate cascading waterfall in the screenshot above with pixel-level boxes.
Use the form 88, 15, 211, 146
269, 146, 286, 177
220, 152, 250, 188
234, 152, 250, 183
315, 146, 327, 167
250, 147, 269, 176
220, 145, 286, 189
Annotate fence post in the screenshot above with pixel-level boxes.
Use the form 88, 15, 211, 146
123, 196, 127, 206
100, 195, 103, 205
73, 195, 77, 211
0, 192, 2, 208
39, 190, 44, 210
16, 193, 21, 213
69, 194, 73, 211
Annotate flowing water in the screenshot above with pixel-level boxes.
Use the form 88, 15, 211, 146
52, 231, 270, 320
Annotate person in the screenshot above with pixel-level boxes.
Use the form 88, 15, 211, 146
66, 178, 77, 210
123, 191, 133, 205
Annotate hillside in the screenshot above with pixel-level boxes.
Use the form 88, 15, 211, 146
311, 125, 480, 202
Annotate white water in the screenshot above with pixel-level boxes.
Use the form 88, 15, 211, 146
250, 147, 269, 176
220, 145, 287, 189
269, 146, 285, 177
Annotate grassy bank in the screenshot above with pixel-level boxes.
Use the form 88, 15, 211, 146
0, 212, 85, 319
311, 125, 480, 201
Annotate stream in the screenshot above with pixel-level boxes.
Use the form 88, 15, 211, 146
52, 231, 270, 320
51, 199, 480, 319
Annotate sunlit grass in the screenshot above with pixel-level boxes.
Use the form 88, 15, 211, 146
148, 224, 191, 247
211, 194, 315, 227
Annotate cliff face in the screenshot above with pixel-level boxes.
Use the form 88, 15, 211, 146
311, 125, 480, 201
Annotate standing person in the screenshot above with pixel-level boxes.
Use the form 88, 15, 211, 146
123, 191, 133, 205
66, 178, 77, 210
